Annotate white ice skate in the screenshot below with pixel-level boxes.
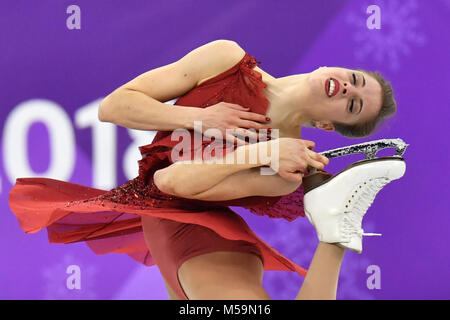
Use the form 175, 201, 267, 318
303, 139, 408, 253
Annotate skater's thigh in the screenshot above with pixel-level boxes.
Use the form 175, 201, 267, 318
141, 215, 270, 300
178, 250, 271, 300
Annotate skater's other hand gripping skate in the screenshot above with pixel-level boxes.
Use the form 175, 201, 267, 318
277, 138, 329, 182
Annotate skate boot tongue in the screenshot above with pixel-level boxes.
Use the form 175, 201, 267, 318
340, 178, 386, 253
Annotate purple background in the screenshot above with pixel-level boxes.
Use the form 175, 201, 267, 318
1, 0, 449, 299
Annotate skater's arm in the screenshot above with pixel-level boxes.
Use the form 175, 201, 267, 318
153, 140, 272, 197
98, 40, 269, 136
154, 138, 328, 200
179, 167, 302, 200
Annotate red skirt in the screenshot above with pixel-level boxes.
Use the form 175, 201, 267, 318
9, 177, 307, 299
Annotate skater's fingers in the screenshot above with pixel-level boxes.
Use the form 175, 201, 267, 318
307, 149, 329, 166
236, 119, 271, 130
236, 110, 270, 124
279, 170, 304, 182
231, 128, 260, 142
224, 103, 250, 111
300, 139, 315, 150
288, 159, 308, 173
307, 157, 326, 171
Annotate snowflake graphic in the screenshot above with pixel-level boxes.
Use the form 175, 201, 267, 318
42, 253, 99, 299
259, 217, 377, 300
346, 0, 426, 71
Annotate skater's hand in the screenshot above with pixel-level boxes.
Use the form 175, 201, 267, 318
277, 138, 329, 182
200, 102, 271, 145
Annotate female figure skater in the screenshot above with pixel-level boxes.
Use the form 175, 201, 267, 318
9, 40, 401, 300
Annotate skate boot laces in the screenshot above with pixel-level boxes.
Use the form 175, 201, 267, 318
341, 177, 390, 240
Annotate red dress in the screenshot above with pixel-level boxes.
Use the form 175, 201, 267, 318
8, 52, 308, 299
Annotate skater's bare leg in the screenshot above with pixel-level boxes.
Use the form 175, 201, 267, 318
295, 242, 346, 300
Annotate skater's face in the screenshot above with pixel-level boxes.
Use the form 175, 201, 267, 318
306, 67, 382, 131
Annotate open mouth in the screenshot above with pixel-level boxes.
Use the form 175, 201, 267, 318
325, 78, 340, 97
